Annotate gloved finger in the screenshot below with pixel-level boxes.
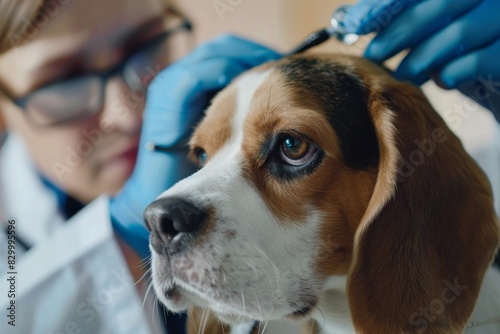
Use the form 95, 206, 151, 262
342, 0, 416, 35
364, 0, 481, 62
394, 0, 500, 84
437, 38, 500, 121
437, 38, 500, 89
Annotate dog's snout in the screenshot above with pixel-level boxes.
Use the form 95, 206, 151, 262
144, 197, 206, 253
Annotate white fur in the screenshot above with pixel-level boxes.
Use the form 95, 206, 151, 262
151, 70, 326, 324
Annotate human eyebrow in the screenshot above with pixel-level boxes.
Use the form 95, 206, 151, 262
19, 52, 83, 96
121, 17, 165, 52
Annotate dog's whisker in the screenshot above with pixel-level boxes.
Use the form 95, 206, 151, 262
253, 291, 264, 320
202, 308, 211, 334
133, 254, 152, 271
197, 308, 206, 334
137, 259, 152, 271
260, 320, 269, 334
157, 298, 162, 329
220, 319, 227, 334
240, 288, 246, 315
132, 267, 152, 288
311, 320, 318, 334
141, 283, 152, 312
152, 294, 160, 329
136, 254, 152, 269
161, 304, 168, 330
313, 304, 326, 333
253, 245, 282, 292
198, 309, 208, 334
187, 308, 199, 334
141, 281, 154, 314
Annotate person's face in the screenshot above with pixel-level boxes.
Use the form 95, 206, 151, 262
0, 0, 166, 203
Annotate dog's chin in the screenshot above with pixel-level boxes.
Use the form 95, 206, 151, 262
155, 280, 318, 326
151, 255, 193, 312
154, 283, 191, 312
152, 258, 321, 325
153, 279, 255, 324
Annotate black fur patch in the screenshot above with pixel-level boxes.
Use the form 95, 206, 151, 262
278, 57, 379, 170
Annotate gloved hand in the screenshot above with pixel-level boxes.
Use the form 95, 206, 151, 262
340, 0, 418, 36
347, 0, 500, 121
109, 35, 281, 258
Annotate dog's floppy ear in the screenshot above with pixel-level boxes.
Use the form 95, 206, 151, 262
347, 77, 500, 333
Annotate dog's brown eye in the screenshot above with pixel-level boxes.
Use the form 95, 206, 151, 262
280, 136, 316, 166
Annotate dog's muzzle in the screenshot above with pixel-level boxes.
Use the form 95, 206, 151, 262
144, 197, 207, 255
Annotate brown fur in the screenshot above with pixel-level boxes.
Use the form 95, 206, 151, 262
242, 71, 345, 223
186, 54, 500, 333
188, 85, 237, 163
345, 58, 500, 333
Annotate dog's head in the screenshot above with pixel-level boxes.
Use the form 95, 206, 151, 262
145, 54, 499, 333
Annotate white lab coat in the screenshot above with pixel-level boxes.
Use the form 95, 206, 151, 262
0, 134, 164, 334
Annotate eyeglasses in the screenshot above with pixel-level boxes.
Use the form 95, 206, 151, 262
0, 11, 193, 127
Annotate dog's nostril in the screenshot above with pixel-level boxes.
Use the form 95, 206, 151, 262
159, 216, 177, 239
144, 197, 206, 243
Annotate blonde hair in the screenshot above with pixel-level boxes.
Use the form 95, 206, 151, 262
0, 0, 47, 54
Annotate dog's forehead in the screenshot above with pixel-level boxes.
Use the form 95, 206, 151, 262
190, 65, 275, 153
191, 59, 332, 152
192, 55, 379, 171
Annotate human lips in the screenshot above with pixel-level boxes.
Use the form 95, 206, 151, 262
102, 142, 139, 174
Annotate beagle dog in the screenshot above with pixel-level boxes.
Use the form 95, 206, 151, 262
144, 54, 500, 333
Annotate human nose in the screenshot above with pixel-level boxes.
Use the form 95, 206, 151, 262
99, 76, 143, 135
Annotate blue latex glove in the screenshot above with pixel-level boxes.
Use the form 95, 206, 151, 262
109, 35, 281, 258
347, 0, 500, 121
341, 0, 418, 35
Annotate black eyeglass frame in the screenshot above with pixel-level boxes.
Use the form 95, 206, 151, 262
0, 12, 193, 127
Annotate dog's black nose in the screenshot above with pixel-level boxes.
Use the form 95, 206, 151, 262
144, 197, 206, 253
